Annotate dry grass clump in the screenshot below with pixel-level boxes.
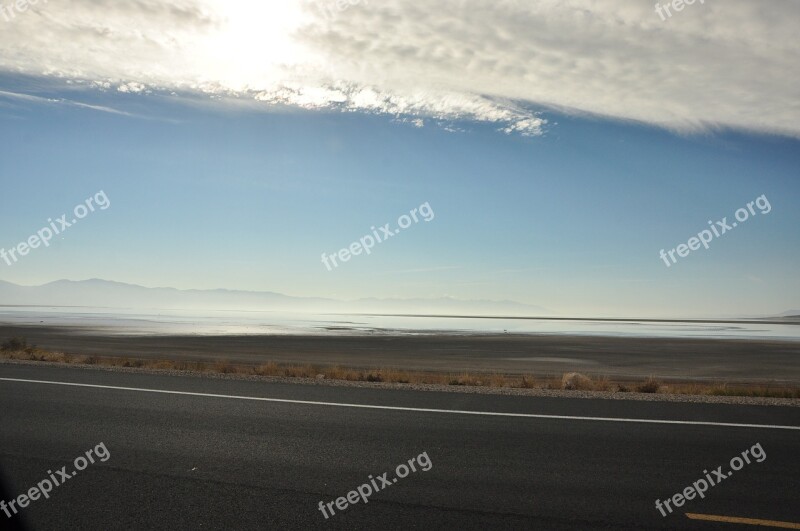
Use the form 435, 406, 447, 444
42, 351, 73, 363
707, 384, 799, 399
212, 360, 241, 374
416, 372, 450, 385
561, 372, 595, 391
448, 374, 486, 386
656, 381, 799, 399
380, 369, 417, 384
253, 362, 281, 377
559, 373, 662, 394
149, 360, 179, 370
331, 366, 369, 381
1, 344, 73, 364
636, 377, 661, 393
591, 376, 615, 392
281, 364, 315, 378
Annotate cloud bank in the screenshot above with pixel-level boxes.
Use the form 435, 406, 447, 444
0, 0, 798, 136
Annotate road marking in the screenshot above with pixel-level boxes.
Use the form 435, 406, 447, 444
687, 513, 800, 529
1, 377, 799, 430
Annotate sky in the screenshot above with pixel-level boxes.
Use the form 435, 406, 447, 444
0, 0, 798, 318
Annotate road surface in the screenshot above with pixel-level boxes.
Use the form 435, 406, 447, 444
0, 363, 798, 529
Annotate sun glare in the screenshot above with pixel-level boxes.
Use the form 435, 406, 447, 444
200, 1, 311, 92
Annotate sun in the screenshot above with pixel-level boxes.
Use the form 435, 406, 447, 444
196, 1, 313, 92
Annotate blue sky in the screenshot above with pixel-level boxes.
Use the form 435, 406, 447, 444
0, 1, 798, 317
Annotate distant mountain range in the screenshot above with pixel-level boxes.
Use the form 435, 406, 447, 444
0, 279, 550, 317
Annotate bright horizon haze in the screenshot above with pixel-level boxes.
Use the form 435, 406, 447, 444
0, 0, 798, 319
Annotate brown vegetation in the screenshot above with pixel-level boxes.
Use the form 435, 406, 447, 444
1, 341, 797, 399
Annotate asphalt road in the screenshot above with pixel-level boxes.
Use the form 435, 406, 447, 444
0, 363, 798, 530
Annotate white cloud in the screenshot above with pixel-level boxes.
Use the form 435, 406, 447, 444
117, 82, 147, 94
0, 0, 798, 137
0, 89, 134, 116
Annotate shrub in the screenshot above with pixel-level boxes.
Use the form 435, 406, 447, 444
448, 374, 483, 386
253, 362, 281, 376
1, 337, 27, 352
636, 377, 661, 393
212, 360, 237, 374
561, 372, 594, 390
592, 376, 614, 392
283, 364, 315, 378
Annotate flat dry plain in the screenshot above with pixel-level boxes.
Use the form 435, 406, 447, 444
1, 324, 798, 384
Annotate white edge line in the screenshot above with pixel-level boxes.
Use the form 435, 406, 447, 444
1, 377, 798, 431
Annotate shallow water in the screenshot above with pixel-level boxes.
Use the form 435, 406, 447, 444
1, 306, 799, 341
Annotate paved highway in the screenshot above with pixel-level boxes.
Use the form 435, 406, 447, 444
0, 363, 798, 530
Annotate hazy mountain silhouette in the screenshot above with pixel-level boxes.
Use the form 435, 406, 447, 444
0, 279, 550, 316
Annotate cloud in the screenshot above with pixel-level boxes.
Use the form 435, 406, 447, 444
0, 88, 174, 120
0, 0, 798, 137
0, 89, 132, 116
0, 90, 58, 104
